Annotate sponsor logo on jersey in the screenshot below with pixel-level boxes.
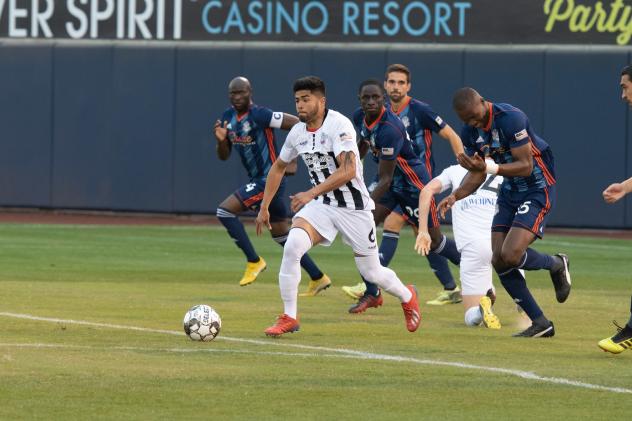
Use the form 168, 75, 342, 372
514, 129, 528, 141
381, 147, 394, 155
475, 136, 485, 144
242, 121, 251, 133
435, 116, 444, 126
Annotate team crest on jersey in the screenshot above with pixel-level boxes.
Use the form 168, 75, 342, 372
241, 121, 251, 133
492, 129, 499, 142
401, 116, 410, 128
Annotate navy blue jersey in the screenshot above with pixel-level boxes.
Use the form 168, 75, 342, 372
390, 97, 446, 176
353, 107, 428, 195
219, 104, 281, 179
460, 102, 556, 193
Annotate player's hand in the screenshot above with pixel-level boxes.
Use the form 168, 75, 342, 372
255, 208, 271, 236
603, 183, 627, 204
290, 191, 315, 213
437, 194, 456, 219
458, 153, 486, 172
414, 231, 432, 256
214, 120, 228, 142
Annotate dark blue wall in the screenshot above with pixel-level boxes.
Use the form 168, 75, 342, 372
1, 41, 631, 228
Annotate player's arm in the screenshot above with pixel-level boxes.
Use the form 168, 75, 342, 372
357, 137, 370, 159
415, 178, 444, 255
437, 124, 465, 158
437, 170, 486, 219
603, 176, 632, 203
284, 158, 298, 176
371, 159, 396, 203
280, 113, 300, 130
256, 158, 288, 235
214, 119, 231, 160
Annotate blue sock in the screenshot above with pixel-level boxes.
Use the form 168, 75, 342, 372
217, 208, 259, 263
498, 268, 546, 323
432, 235, 461, 265
518, 248, 555, 270
426, 252, 457, 290
362, 233, 400, 297
273, 234, 323, 280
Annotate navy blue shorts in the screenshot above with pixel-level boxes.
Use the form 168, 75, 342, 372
234, 178, 289, 222
378, 189, 440, 229
492, 184, 556, 238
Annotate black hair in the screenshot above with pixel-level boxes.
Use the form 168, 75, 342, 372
293, 76, 326, 96
358, 79, 384, 94
452, 87, 480, 111
622, 65, 632, 80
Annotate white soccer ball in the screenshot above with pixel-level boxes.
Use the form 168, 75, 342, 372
464, 306, 483, 327
183, 304, 222, 341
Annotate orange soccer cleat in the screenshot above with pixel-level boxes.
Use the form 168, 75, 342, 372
401, 285, 421, 332
264, 314, 300, 337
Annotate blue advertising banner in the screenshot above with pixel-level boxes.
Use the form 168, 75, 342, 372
0, 0, 631, 45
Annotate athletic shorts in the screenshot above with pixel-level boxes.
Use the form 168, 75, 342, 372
492, 184, 556, 238
234, 178, 289, 222
459, 238, 494, 296
379, 190, 440, 229
293, 201, 378, 256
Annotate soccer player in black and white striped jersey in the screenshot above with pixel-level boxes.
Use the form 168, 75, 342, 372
256, 76, 421, 337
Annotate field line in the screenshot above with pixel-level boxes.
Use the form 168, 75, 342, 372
1, 311, 630, 395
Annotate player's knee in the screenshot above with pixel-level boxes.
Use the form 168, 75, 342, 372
282, 228, 312, 263
383, 214, 405, 232
500, 247, 523, 268
355, 255, 383, 283
491, 253, 506, 271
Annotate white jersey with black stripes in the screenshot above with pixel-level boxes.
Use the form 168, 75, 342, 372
279, 109, 374, 211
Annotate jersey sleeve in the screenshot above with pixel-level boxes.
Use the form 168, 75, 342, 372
219, 109, 232, 125
332, 116, 358, 157
500, 111, 531, 149
250, 106, 274, 128
278, 128, 299, 163
376, 123, 404, 161
414, 102, 447, 133
435, 167, 454, 194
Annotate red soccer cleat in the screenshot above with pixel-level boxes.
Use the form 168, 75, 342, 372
348, 292, 384, 314
401, 285, 421, 332
264, 314, 300, 337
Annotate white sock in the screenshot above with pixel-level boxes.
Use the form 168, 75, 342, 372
279, 228, 312, 319
354, 255, 412, 303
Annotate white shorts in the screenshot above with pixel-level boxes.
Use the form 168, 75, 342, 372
293, 201, 378, 256
459, 238, 494, 296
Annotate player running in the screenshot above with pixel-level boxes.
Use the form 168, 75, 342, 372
214, 76, 331, 294
256, 76, 420, 337
444, 87, 571, 338
597, 65, 632, 354
342, 64, 463, 306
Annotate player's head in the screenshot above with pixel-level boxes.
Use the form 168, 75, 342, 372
358, 80, 385, 118
453, 87, 488, 128
293, 76, 326, 123
228, 77, 252, 112
384, 64, 411, 103
621, 65, 632, 106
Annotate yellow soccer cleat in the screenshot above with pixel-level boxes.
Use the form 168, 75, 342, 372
479, 296, 501, 330
239, 257, 267, 286
598, 321, 632, 354
426, 287, 462, 305
299, 274, 332, 297
341, 282, 366, 300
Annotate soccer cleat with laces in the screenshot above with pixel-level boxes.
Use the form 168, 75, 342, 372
239, 257, 267, 286
426, 287, 462, 305
598, 321, 632, 354
264, 314, 300, 337
479, 296, 501, 329
348, 291, 383, 314
299, 274, 332, 297
401, 285, 421, 332
512, 320, 555, 338
550, 253, 571, 303
341, 282, 366, 300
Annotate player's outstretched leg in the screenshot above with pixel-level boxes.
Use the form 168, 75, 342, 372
265, 228, 312, 337
518, 248, 571, 303
354, 255, 421, 332
272, 233, 331, 297
217, 207, 266, 286
598, 296, 632, 354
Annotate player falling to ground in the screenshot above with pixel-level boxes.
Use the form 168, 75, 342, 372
444, 87, 571, 338
342, 64, 464, 306
214, 76, 331, 294
346, 80, 461, 315
415, 164, 504, 329
597, 65, 632, 354
255, 76, 420, 337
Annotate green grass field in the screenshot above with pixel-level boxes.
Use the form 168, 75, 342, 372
1, 222, 632, 420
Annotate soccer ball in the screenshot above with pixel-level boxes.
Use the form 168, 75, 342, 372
464, 306, 483, 326
183, 304, 221, 341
